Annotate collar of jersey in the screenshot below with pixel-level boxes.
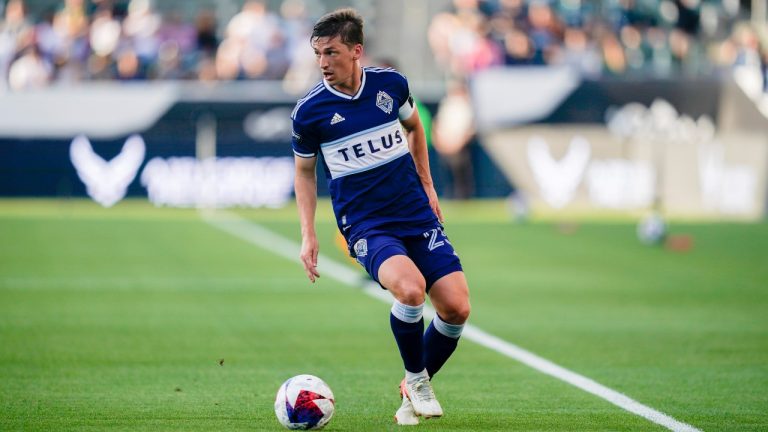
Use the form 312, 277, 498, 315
323, 67, 366, 100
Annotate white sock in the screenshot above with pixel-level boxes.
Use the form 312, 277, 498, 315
405, 368, 429, 383
391, 300, 424, 324
432, 314, 465, 339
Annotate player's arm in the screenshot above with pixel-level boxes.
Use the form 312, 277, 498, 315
401, 107, 444, 223
294, 155, 321, 282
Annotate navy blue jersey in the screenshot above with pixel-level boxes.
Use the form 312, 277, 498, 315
291, 67, 437, 248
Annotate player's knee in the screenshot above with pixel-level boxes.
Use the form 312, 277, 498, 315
392, 278, 426, 306
443, 301, 470, 324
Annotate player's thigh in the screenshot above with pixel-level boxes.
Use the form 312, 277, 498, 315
378, 255, 427, 305
429, 271, 470, 324
405, 226, 463, 292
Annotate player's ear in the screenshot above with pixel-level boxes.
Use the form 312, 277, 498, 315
353, 44, 363, 60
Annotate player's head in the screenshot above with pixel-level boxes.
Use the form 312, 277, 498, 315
311, 8, 364, 87
311, 8, 364, 48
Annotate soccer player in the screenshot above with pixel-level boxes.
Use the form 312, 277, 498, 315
291, 8, 471, 425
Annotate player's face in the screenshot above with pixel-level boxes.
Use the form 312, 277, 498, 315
312, 36, 362, 91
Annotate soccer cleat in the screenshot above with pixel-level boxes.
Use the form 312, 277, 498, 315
401, 376, 443, 418
394, 383, 419, 426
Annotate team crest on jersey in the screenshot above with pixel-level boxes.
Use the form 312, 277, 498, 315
353, 238, 368, 258
376, 91, 393, 114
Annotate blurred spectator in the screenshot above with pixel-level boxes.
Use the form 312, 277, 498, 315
122, 0, 160, 65
727, 23, 766, 101
9, 43, 51, 90
428, 1, 503, 80
600, 29, 627, 75
526, 0, 561, 64
427, 12, 460, 76
215, 37, 241, 80
153, 10, 196, 79
89, 6, 120, 58
219, 0, 282, 80
0, 0, 33, 92
115, 47, 143, 80
551, 26, 601, 77
52, 0, 90, 67
432, 80, 475, 199
281, 0, 317, 94
194, 9, 218, 56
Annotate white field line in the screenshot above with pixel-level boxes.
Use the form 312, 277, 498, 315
201, 209, 702, 432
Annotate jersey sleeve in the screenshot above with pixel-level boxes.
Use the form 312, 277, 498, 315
291, 111, 319, 158
393, 71, 416, 121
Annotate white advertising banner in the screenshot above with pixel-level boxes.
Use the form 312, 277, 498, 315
482, 102, 767, 220
69, 135, 295, 208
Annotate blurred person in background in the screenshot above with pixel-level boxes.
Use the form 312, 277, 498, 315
52, 0, 89, 77
428, 0, 503, 79
115, 47, 143, 80
599, 27, 628, 75
219, 0, 282, 81
89, 5, 120, 59
8, 37, 51, 90
502, 27, 540, 64
281, 0, 318, 94
194, 8, 218, 56
526, 0, 562, 65
194, 8, 218, 81
0, 0, 33, 91
427, 11, 459, 76
551, 25, 602, 77
726, 23, 766, 101
432, 79, 475, 200
112, 0, 157, 81
153, 9, 196, 79
214, 36, 241, 80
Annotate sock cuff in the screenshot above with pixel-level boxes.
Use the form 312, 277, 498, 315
405, 368, 429, 382
391, 300, 424, 324
433, 314, 464, 339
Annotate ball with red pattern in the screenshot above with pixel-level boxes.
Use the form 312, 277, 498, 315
274, 374, 335, 430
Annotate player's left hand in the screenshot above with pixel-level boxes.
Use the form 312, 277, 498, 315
300, 234, 321, 283
425, 184, 444, 223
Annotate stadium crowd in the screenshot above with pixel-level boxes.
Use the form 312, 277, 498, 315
0, 0, 319, 92
0, 0, 766, 96
428, 0, 768, 111
430, 0, 766, 80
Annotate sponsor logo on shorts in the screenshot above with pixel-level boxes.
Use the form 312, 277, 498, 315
354, 238, 368, 258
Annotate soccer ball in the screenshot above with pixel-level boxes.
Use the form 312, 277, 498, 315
637, 213, 666, 245
274, 374, 335, 430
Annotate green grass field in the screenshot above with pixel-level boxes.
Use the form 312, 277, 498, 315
1, 199, 766, 431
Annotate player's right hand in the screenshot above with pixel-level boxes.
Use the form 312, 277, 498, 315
300, 235, 321, 283
424, 184, 444, 223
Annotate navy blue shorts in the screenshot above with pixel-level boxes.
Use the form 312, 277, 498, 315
351, 225, 463, 292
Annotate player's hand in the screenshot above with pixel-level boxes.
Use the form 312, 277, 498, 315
300, 234, 321, 283
425, 184, 444, 223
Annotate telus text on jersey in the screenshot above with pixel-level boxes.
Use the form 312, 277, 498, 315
336, 129, 403, 161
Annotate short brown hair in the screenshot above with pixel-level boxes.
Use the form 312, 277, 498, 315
311, 8, 364, 47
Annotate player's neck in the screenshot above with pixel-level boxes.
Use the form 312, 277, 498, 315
332, 66, 362, 96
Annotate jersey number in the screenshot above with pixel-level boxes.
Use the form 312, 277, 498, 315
423, 228, 449, 251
